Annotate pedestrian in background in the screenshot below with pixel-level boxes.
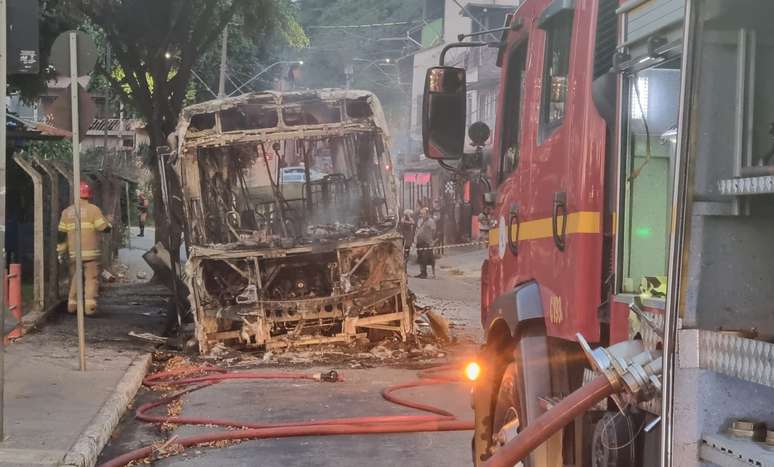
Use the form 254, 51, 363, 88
398, 209, 415, 269
137, 191, 149, 237
415, 207, 436, 279
57, 181, 112, 315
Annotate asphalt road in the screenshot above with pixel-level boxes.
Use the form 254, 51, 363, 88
98, 248, 486, 466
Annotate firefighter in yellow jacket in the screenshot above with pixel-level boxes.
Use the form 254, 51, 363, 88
57, 181, 112, 315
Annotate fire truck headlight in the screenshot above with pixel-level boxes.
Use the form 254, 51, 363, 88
465, 361, 481, 382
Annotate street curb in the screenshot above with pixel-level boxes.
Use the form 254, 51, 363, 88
61, 353, 152, 467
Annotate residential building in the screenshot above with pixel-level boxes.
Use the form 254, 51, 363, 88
9, 77, 148, 152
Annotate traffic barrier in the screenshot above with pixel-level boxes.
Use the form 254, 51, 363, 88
5, 263, 23, 343
411, 240, 487, 251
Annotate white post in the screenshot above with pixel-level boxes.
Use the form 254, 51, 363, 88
125, 182, 131, 249
218, 25, 228, 97
69, 32, 86, 371
0, 0, 8, 440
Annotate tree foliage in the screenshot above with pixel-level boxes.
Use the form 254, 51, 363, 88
59, 0, 307, 250
74, 0, 307, 147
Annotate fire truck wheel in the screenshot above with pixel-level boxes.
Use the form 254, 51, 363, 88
492, 362, 521, 449
591, 411, 642, 467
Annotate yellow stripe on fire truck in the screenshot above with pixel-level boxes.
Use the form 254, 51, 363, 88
488, 211, 601, 245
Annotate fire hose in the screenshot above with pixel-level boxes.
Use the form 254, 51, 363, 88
99, 364, 474, 467
483, 336, 663, 467
481, 374, 615, 467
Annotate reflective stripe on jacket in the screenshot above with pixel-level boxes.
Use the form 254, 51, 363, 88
58, 200, 111, 260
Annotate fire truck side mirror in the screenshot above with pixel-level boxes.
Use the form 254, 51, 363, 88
423, 66, 467, 160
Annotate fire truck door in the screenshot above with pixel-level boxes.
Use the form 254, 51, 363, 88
526, 3, 605, 342
491, 39, 531, 297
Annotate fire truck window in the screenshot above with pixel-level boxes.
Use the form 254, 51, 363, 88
540, 13, 573, 133
620, 66, 681, 295
499, 43, 527, 183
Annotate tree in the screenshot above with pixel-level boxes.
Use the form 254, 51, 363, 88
70, 0, 307, 249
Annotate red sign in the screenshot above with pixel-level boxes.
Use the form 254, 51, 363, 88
404, 172, 431, 185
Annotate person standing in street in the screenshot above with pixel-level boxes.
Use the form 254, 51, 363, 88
137, 191, 149, 237
415, 207, 436, 279
398, 209, 415, 270
57, 181, 112, 315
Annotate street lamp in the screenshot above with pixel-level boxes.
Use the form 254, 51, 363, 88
229, 61, 304, 97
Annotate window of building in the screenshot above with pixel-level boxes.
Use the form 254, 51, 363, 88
122, 138, 134, 148
499, 42, 528, 183
466, 92, 472, 127
471, 7, 509, 34
415, 94, 423, 136
540, 12, 574, 133
478, 90, 495, 128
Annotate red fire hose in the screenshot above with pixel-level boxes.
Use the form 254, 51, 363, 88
99, 364, 473, 467
482, 374, 615, 467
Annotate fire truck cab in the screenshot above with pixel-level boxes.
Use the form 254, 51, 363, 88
423, 0, 774, 466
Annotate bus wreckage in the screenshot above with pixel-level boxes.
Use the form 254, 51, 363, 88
174, 90, 412, 353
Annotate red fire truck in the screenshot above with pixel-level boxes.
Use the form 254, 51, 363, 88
423, 0, 774, 466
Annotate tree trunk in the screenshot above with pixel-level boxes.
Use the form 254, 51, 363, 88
147, 124, 183, 263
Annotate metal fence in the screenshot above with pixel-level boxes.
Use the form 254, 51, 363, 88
9, 150, 138, 314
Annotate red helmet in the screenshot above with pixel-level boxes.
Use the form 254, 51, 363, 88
79, 181, 92, 199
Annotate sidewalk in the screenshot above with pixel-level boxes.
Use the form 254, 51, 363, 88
0, 342, 150, 466
0, 239, 168, 466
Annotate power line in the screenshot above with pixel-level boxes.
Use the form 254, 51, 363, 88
308, 21, 415, 29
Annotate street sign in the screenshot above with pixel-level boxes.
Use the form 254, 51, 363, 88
48, 83, 97, 140
50, 30, 98, 77
7, 0, 38, 74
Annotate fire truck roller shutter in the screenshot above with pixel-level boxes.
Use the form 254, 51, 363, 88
484, 281, 545, 336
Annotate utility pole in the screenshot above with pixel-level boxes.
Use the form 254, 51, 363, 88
68, 32, 87, 372
218, 25, 228, 98
0, 0, 8, 440
103, 44, 111, 151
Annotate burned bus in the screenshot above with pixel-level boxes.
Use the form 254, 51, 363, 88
173, 89, 412, 353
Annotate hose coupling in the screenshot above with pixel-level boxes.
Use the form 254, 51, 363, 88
314, 369, 340, 383
577, 334, 662, 411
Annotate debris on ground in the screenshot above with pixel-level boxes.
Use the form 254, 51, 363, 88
101, 269, 117, 282
129, 331, 168, 345
136, 271, 148, 280
108, 263, 130, 282
423, 309, 451, 342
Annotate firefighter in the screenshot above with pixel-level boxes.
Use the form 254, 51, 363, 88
415, 207, 436, 279
57, 181, 112, 315
137, 191, 149, 237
